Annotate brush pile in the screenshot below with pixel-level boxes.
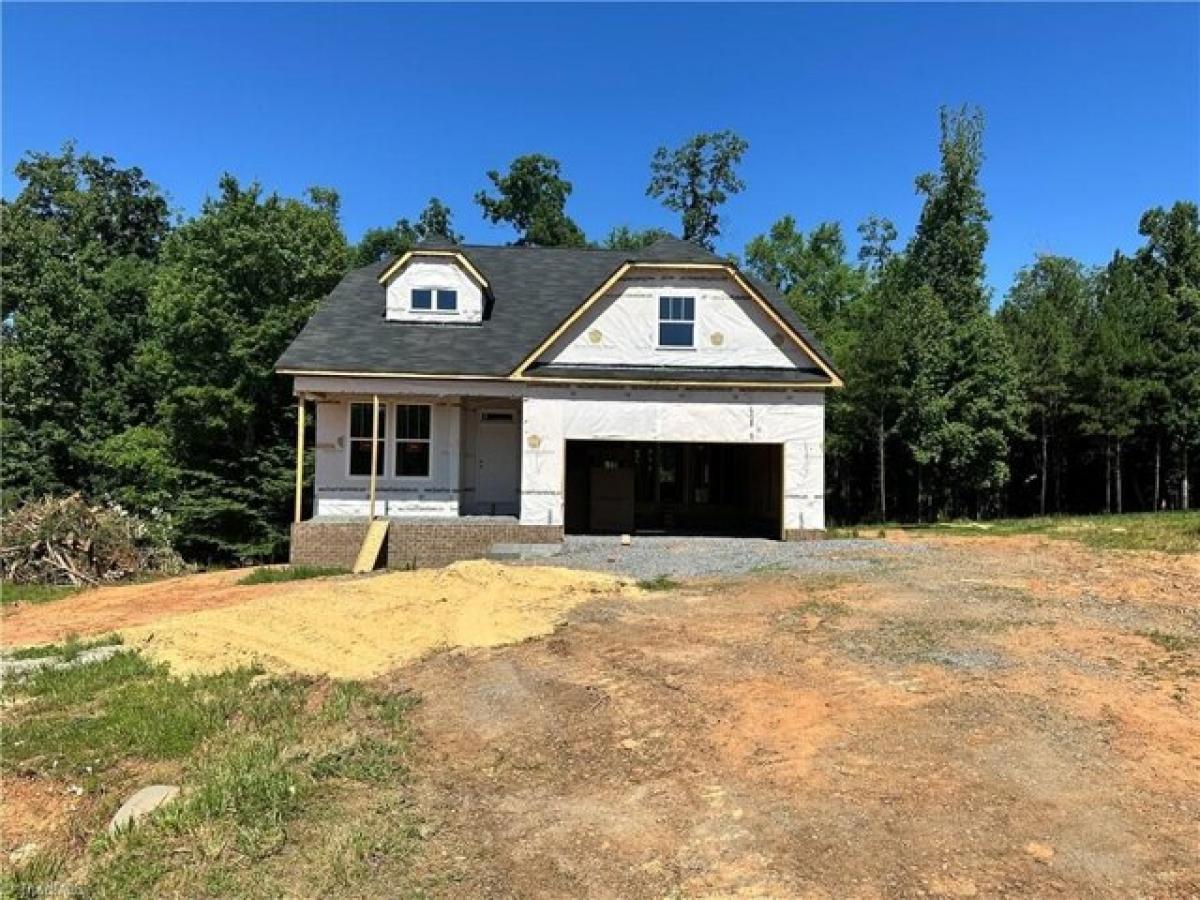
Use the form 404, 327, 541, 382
1, 494, 184, 585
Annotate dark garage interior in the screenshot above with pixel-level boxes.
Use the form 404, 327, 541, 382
564, 440, 782, 537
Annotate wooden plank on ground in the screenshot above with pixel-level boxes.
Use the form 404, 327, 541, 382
352, 519, 389, 574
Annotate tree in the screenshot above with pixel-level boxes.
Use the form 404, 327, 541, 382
475, 155, 586, 247
140, 176, 349, 559
353, 197, 463, 266
1136, 201, 1200, 509
744, 216, 864, 340
1, 144, 170, 504
998, 255, 1091, 514
906, 106, 991, 323
902, 106, 1021, 516
857, 215, 898, 275
646, 130, 748, 250
1074, 253, 1154, 513
601, 225, 672, 251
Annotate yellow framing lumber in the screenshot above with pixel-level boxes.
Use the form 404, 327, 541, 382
368, 394, 380, 519
353, 519, 389, 574
293, 397, 306, 524
376, 249, 490, 288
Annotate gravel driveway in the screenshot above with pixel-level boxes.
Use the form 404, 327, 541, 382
539, 534, 922, 580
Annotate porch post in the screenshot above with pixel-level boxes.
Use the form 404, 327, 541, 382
293, 396, 306, 523
368, 394, 380, 519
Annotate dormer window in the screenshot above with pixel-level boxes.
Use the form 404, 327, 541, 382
658, 295, 695, 348
412, 288, 458, 312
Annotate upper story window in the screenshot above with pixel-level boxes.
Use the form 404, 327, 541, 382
395, 404, 431, 477
411, 288, 458, 312
658, 295, 695, 348
349, 402, 386, 477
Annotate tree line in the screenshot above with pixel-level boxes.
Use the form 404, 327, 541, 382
2, 109, 1196, 561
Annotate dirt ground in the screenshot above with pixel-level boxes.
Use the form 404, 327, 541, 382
393, 536, 1198, 898
3, 536, 1197, 897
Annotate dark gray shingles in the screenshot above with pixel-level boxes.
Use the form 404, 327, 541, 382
276, 240, 840, 381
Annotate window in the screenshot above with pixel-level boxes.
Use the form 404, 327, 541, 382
395, 404, 431, 477
658, 295, 695, 347
411, 288, 457, 312
349, 402, 386, 477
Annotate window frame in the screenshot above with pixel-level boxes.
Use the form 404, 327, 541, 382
410, 286, 458, 314
346, 401, 388, 479
657, 294, 696, 349
392, 403, 432, 479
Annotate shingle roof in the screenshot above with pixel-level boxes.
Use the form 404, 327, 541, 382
276, 237, 839, 381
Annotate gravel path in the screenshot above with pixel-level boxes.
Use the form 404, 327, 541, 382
538, 535, 924, 580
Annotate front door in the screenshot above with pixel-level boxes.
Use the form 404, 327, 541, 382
475, 409, 520, 515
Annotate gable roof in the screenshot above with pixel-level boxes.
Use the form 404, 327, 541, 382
276, 237, 841, 385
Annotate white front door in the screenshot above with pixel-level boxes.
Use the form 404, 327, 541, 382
475, 409, 520, 515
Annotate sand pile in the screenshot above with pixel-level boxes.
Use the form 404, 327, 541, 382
121, 560, 637, 679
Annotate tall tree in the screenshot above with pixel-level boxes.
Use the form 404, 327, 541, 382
902, 106, 1021, 516
475, 155, 586, 247
998, 255, 1091, 514
1, 144, 170, 502
1136, 201, 1200, 509
139, 176, 349, 559
646, 130, 748, 250
1074, 253, 1154, 513
353, 197, 463, 266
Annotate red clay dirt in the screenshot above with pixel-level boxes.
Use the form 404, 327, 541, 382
2, 569, 265, 646
3, 536, 1197, 897
390, 537, 1198, 898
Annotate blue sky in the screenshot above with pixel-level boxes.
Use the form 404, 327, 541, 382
4, 3, 1197, 297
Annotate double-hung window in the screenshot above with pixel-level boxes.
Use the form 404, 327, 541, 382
658, 295, 695, 348
395, 404, 431, 477
349, 402, 386, 477
411, 288, 457, 312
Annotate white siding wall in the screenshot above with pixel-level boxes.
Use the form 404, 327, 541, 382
542, 271, 815, 369
519, 388, 825, 531
384, 258, 485, 324
313, 397, 462, 517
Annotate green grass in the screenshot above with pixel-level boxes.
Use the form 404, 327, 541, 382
637, 574, 683, 592
7, 632, 124, 662
238, 565, 350, 585
0, 653, 425, 897
0, 582, 78, 607
916, 511, 1200, 553
1138, 630, 1196, 654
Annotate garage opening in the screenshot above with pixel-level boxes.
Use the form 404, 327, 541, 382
564, 440, 782, 538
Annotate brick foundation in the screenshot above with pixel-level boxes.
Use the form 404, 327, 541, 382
290, 518, 563, 570
783, 528, 828, 541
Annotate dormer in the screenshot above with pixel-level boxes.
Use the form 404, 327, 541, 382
377, 246, 488, 324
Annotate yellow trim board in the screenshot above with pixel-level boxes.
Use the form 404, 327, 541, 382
509, 261, 842, 387
516, 375, 830, 390
377, 249, 489, 288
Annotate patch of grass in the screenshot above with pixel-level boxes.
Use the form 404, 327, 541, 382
637, 574, 682, 592
0, 582, 78, 607
0, 649, 424, 897
916, 511, 1200, 553
1, 654, 289, 775
238, 565, 350, 585
0, 849, 67, 898
1138, 630, 1196, 654
7, 632, 124, 662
